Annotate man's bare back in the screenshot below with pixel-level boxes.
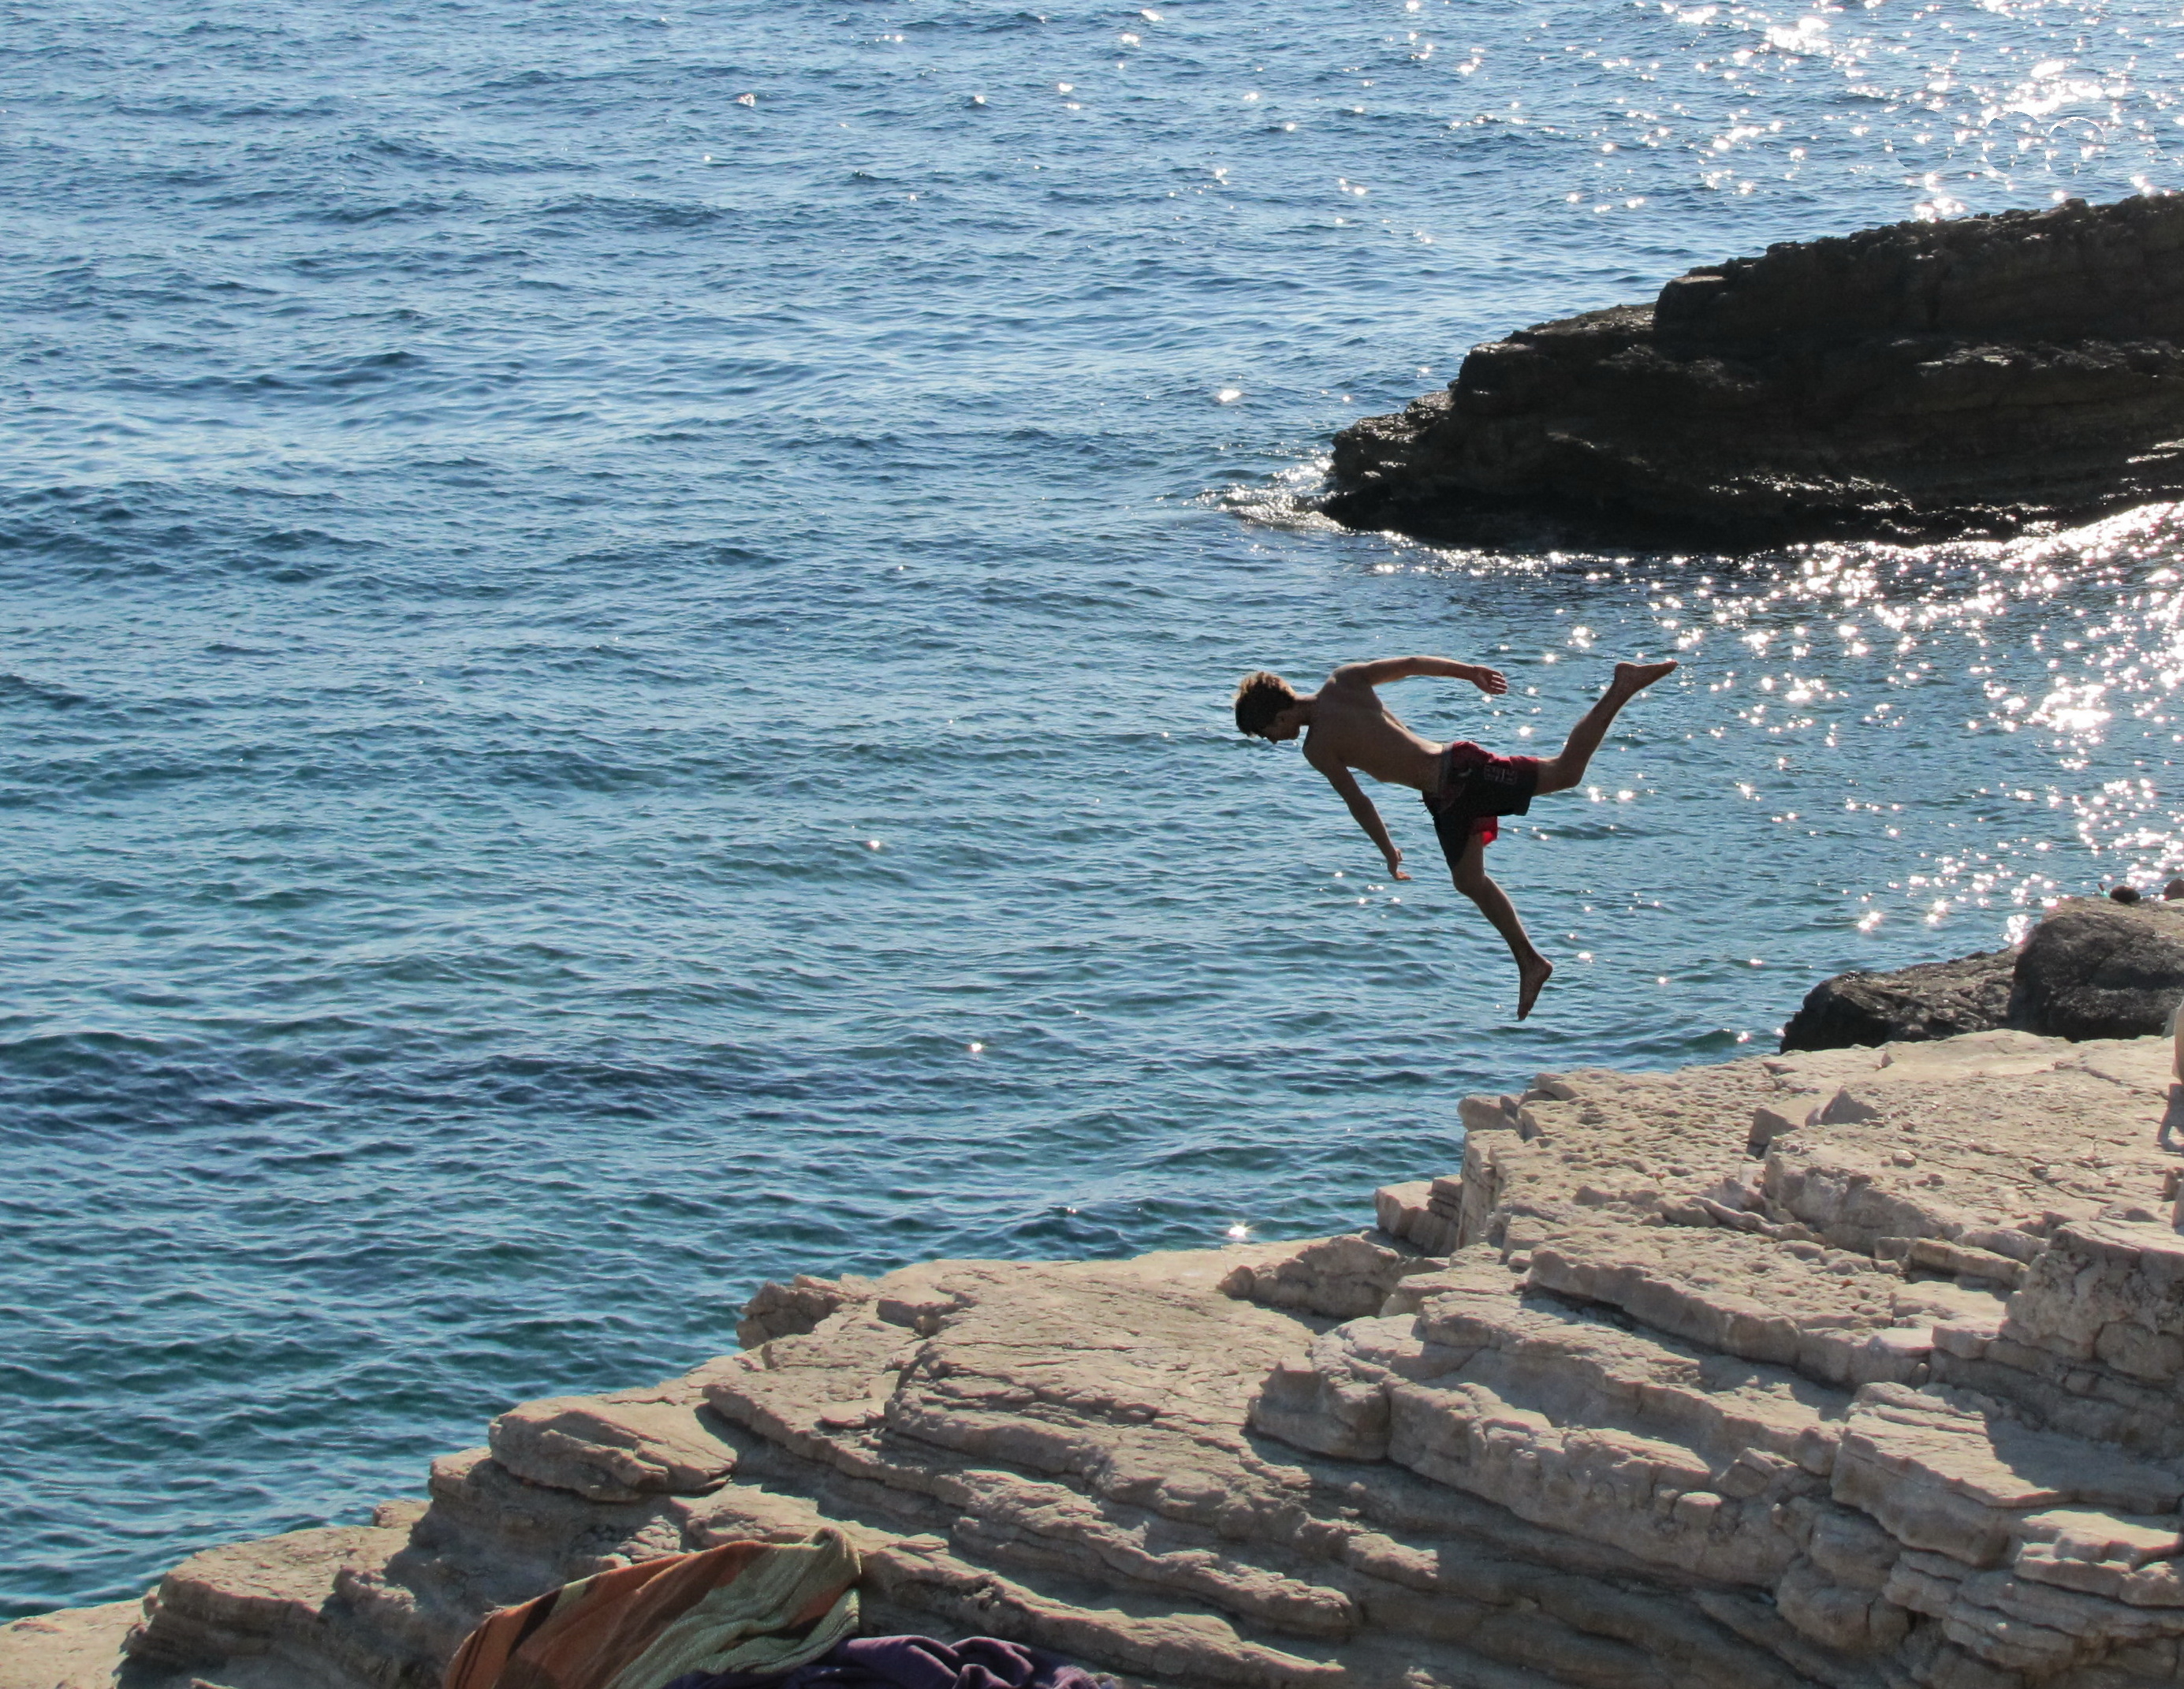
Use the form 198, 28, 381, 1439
1299, 658, 1505, 792
1233, 654, 1675, 1018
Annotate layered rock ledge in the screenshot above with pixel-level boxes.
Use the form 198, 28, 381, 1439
10, 1031, 2184, 1689
1320, 195, 2184, 546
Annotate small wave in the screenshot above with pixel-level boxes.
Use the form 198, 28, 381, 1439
1212, 459, 1344, 531
248, 526, 380, 552
0, 674, 88, 710
312, 195, 473, 227
116, 93, 344, 121
529, 193, 729, 230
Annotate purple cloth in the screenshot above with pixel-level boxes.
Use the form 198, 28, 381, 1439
663, 1635, 1104, 1689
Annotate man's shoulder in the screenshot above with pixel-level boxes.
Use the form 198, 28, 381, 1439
1300, 725, 1349, 769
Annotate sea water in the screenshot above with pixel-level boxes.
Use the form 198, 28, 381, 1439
6, 0, 2184, 1613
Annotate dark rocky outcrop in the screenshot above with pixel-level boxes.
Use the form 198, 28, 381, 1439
1321, 195, 2184, 546
2009, 896, 2184, 1040
1780, 948, 2017, 1051
1783, 897, 2184, 1051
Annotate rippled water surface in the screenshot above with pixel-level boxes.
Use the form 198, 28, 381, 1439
9, 0, 2184, 1613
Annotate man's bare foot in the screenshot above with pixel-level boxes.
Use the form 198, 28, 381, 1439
1517, 955, 1554, 1020
1612, 658, 1679, 695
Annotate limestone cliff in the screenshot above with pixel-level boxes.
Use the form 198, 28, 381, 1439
8, 1030, 2184, 1689
1319, 195, 2184, 546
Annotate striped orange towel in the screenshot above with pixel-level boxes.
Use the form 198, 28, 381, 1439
444, 1528, 860, 1689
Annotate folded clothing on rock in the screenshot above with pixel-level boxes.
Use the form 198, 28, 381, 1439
663, 1634, 1105, 1689
443, 1527, 862, 1689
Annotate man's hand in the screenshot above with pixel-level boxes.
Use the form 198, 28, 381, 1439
1470, 666, 1508, 695
1385, 848, 1411, 882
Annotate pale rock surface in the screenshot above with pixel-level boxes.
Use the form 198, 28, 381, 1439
0, 1604, 141, 1689
487, 1380, 738, 1502
10, 1031, 2184, 1689
737, 1274, 876, 1348
1370, 1180, 1462, 1256
1217, 1229, 1446, 1318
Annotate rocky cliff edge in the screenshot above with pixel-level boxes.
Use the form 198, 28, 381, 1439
1320, 195, 2184, 546
9, 1028, 2184, 1689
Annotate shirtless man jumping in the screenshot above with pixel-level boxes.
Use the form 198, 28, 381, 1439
1233, 655, 1676, 1019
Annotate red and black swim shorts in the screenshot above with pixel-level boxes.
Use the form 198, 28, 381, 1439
1422, 740, 1539, 860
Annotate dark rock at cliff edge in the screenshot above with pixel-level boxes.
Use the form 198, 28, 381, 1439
1783, 896, 2184, 1050
2010, 895, 2184, 1040
1323, 195, 2184, 546
1779, 947, 2017, 1050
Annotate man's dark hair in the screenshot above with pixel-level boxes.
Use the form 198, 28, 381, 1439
1233, 670, 1298, 738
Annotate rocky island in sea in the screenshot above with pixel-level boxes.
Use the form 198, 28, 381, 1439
6, 998, 2182, 1689
1319, 194, 2184, 546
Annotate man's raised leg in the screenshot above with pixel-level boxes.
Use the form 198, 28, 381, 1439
1534, 658, 1677, 796
1451, 831, 1554, 1020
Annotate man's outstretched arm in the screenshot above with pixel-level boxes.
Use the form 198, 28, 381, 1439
1310, 756, 1411, 880
1331, 654, 1508, 695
